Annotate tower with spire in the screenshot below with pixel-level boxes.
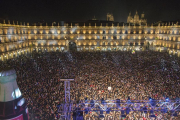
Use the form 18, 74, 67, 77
141, 12, 145, 19
107, 13, 114, 21
127, 11, 147, 25
127, 12, 133, 23
134, 10, 140, 24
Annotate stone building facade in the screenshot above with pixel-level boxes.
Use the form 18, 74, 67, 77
0, 20, 180, 61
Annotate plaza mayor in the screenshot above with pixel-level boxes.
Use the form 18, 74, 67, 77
0, 8, 180, 120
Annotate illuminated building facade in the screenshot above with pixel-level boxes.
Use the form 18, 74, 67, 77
0, 20, 180, 61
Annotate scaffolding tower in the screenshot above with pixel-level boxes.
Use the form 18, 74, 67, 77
59, 79, 74, 120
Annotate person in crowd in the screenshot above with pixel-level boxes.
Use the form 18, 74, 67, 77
0, 50, 180, 119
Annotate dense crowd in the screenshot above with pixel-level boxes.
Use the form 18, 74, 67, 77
1, 50, 180, 119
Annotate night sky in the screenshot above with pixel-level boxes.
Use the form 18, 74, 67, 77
0, 0, 180, 24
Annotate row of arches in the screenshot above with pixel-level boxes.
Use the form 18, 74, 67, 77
2, 39, 180, 52
2, 38, 180, 53
1, 45, 180, 61
1, 34, 180, 44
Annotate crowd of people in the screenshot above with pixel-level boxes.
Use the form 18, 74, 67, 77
1, 50, 180, 119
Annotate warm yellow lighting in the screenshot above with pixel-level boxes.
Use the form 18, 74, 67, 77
83, 30, 86, 34
94, 30, 97, 34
